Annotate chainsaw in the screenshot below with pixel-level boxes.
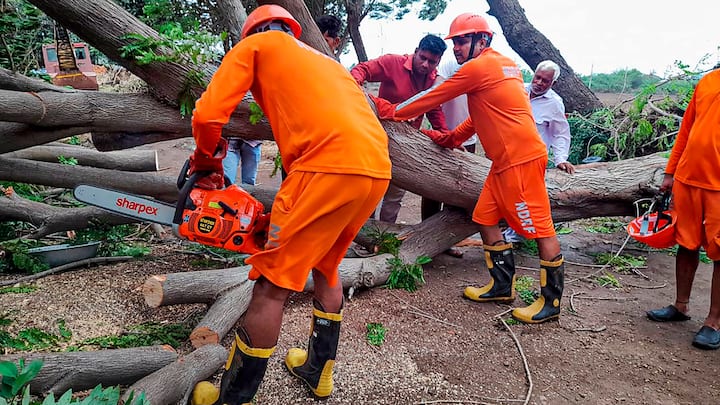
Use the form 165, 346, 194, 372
73, 160, 270, 254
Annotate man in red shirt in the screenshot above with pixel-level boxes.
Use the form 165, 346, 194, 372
646, 67, 720, 350
351, 34, 448, 224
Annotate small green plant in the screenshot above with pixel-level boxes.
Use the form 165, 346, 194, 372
270, 152, 283, 178
0, 319, 71, 351
594, 253, 646, 272
594, 271, 622, 288
515, 239, 539, 256
385, 256, 430, 292
0, 285, 38, 295
66, 136, 82, 145
57, 155, 78, 165
0, 358, 43, 400
364, 228, 402, 256
556, 227, 573, 235
248, 102, 265, 125
74, 322, 191, 349
0, 239, 49, 274
503, 318, 521, 326
366, 322, 387, 346
514, 275, 537, 306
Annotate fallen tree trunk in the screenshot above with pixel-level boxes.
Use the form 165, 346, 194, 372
3, 144, 159, 172
0, 189, 134, 239
121, 344, 228, 405
0, 345, 177, 395
0, 157, 179, 202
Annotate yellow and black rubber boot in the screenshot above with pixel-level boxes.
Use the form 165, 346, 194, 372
285, 300, 342, 399
512, 255, 565, 324
214, 330, 275, 405
464, 242, 516, 302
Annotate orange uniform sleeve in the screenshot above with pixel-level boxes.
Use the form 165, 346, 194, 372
665, 87, 695, 176
191, 44, 255, 160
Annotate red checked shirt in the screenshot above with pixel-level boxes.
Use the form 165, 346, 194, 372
350, 54, 448, 131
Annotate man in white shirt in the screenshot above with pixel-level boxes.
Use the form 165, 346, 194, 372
527, 60, 575, 174
503, 60, 574, 243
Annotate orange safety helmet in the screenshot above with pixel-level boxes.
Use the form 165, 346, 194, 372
627, 192, 677, 249
445, 13, 493, 40
241, 4, 303, 40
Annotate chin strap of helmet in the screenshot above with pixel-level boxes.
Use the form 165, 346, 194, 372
462, 33, 493, 64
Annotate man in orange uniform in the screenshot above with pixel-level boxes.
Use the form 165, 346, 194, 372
646, 67, 720, 350
188, 5, 391, 404
372, 12, 565, 324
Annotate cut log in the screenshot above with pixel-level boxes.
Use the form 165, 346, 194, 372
189, 280, 254, 348
142, 267, 251, 308
121, 344, 228, 405
3, 144, 159, 172
0, 345, 177, 395
0, 189, 134, 239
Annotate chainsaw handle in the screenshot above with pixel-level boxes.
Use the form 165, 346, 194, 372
173, 170, 200, 225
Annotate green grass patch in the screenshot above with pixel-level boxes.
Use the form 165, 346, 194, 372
594, 253, 647, 272
0, 319, 71, 351
514, 275, 537, 306
515, 239, 539, 256
72, 322, 191, 350
0, 285, 38, 295
594, 271, 622, 288
366, 322, 387, 346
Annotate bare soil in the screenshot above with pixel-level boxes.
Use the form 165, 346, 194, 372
2, 141, 719, 405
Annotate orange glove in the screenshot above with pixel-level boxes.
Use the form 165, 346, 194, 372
421, 129, 464, 149
189, 138, 228, 190
368, 94, 397, 120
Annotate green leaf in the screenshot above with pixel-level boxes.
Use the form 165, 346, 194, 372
0, 361, 18, 378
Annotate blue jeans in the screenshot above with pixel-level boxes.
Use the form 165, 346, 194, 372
222, 140, 261, 186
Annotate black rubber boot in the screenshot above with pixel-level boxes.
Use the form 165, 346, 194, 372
512, 256, 565, 324
285, 300, 342, 399
464, 242, 516, 302
214, 330, 275, 405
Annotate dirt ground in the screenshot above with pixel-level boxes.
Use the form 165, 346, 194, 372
2, 140, 719, 405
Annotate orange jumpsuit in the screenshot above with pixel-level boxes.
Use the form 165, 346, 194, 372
192, 31, 392, 291
394, 48, 555, 238
665, 68, 720, 260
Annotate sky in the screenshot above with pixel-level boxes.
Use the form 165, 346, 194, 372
338, 0, 720, 77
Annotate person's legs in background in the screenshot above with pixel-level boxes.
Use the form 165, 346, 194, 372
222, 147, 240, 185
239, 141, 262, 186
378, 184, 406, 223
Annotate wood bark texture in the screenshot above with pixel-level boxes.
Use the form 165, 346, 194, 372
121, 344, 228, 405
3, 144, 158, 172
0, 345, 177, 395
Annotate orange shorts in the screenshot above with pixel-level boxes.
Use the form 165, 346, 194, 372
672, 180, 720, 260
472, 157, 555, 239
246, 172, 389, 291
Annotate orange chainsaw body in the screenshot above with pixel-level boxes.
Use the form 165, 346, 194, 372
174, 185, 268, 254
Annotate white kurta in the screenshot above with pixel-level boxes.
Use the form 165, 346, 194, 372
525, 84, 572, 165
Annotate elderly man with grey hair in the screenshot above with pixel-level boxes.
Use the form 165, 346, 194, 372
503, 60, 574, 243
527, 60, 575, 174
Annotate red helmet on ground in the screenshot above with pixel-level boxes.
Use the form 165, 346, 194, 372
241, 4, 303, 40
627, 193, 677, 249
445, 13, 493, 40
